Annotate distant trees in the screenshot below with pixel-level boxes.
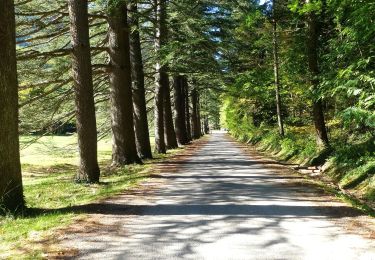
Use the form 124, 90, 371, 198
0, 0, 24, 212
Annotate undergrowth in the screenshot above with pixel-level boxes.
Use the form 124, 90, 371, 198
229, 124, 375, 205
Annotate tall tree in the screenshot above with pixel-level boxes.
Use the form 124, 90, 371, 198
128, 0, 153, 159
184, 78, 192, 141
204, 115, 209, 134
68, 0, 100, 182
305, 0, 330, 147
108, 0, 141, 165
191, 87, 201, 139
153, 0, 168, 153
197, 93, 203, 137
163, 78, 178, 149
0, 0, 24, 212
272, 0, 285, 137
173, 75, 189, 145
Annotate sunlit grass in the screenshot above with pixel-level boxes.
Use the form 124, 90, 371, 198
20, 135, 113, 166
231, 123, 375, 208
1, 135, 182, 258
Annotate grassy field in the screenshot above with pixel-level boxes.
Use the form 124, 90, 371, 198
0, 135, 181, 258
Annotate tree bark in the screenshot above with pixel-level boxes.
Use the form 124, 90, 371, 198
173, 75, 189, 145
108, 1, 141, 165
0, 0, 24, 212
272, 0, 285, 137
184, 78, 192, 141
191, 88, 201, 139
305, 0, 330, 147
153, 0, 167, 153
197, 93, 202, 137
204, 115, 209, 134
163, 75, 178, 149
68, 0, 100, 183
128, 1, 152, 159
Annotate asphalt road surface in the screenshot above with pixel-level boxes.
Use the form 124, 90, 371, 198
61, 132, 375, 260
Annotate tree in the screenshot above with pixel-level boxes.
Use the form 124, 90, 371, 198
0, 0, 24, 212
153, 0, 168, 153
272, 0, 285, 136
191, 87, 201, 139
108, 0, 141, 165
163, 78, 178, 149
173, 75, 189, 145
128, 0, 153, 159
184, 78, 192, 141
68, 0, 100, 182
197, 93, 202, 137
305, 0, 330, 147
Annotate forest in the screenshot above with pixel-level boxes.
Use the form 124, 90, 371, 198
0, 0, 374, 257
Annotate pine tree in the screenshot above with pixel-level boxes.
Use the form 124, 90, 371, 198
0, 0, 24, 212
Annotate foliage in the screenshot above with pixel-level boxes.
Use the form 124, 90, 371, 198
219, 0, 374, 203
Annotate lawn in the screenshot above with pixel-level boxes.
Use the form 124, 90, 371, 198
0, 135, 181, 259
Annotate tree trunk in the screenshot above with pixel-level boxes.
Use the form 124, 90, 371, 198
163, 75, 178, 149
153, 0, 167, 153
272, 0, 285, 137
197, 93, 202, 137
108, 2, 141, 165
191, 88, 201, 139
154, 72, 166, 153
0, 0, 24, 212
305, 1, 330, 147
204, 116, 209, 134
68, 0, 100, 183
173, 75, 189, 145
184, 78, 192, 141
128, 1, 152, 159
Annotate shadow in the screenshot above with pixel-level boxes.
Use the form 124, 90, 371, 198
30, 203, 362, 219
149, 174, 303, 180
27, 133, 373, 259
22, 163, 77, 177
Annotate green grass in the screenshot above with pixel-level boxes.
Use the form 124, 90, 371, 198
229, 124, 375, 207
0, 135, 183, 259
231, 125, 320, 164
20, 135, 112, 166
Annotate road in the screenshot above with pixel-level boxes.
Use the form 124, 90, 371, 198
60, 132, 375, 260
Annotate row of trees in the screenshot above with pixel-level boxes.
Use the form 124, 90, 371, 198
0, 0, 219, 213
222, 0, 374, 149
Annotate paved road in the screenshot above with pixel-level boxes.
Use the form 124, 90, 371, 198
61, 133, 375, 260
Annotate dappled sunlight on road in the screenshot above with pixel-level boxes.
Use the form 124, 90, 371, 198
59, 133, 375, 260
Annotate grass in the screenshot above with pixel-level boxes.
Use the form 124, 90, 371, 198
229, 123, 375, 207
20, 135, 112, 166
232, 125, 320, 164
0, 134, 183, 259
